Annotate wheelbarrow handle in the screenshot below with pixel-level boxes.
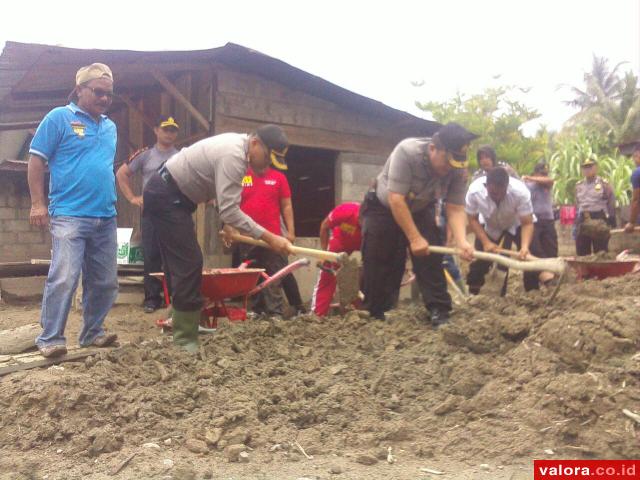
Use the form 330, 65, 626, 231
428, 245, 566, 274
229, 232, 348, 263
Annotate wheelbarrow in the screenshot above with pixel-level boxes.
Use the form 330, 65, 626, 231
152, 258, 310, 332
564, 257, 640, 280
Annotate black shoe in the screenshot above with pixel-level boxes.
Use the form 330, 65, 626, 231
429, 308, 450, 328
143, 305, 157, 314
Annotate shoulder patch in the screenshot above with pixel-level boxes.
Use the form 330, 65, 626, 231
127, 146, 150, 163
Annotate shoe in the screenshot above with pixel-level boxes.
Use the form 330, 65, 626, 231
85, 333, 118, 348
429, 308, 450, 328
38, 344, 67, 358
143, 305, 156, 314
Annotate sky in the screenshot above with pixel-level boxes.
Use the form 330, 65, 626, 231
1, 0, 638, 134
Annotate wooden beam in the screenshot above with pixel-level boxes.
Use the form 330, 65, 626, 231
118, 94, 157, 131
0, 120, 40, 131
151, 70, 211, 131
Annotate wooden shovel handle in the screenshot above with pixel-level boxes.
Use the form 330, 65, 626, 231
610, 226, 640, 234
429, 245, 566, 274
229, 232, 348, 263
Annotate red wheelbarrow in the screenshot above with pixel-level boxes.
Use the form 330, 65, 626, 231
565, 257, 640, 281
152, 258, 310, 332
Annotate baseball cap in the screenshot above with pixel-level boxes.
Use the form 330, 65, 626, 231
256, 124, 289, 170
581, 157, 597, 168
434, 122, 480, 168
157, 115, 179, 130
76, 63, 113, 85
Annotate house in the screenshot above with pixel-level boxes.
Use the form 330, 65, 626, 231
0, 41, 439, 297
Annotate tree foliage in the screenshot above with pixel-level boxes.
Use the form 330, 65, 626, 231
549, 129, 634, 206
563, 55, 640, 145
416, 85, 547, 174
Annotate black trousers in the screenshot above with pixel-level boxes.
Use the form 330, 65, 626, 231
466, 228, 540, 294
143, 171, 203, 312
575, 212, 609, 256
281, 269, 304, 309
141, 213, 167, 308
533, 219, 558, 258
360, 192, 450, 319
239, 245, 286, 315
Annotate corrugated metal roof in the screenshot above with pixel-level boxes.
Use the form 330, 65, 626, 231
0, 41, 438, 134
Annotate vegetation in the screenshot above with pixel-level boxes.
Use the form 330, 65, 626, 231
415, 55, 639, 206
416, 85, 548, 175
548, 129, 634, 206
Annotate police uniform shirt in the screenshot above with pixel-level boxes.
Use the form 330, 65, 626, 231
575, 176, 613, 214
375, 137, 467, 212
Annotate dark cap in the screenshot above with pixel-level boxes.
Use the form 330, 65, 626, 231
581, 157, 597, 168
434, 122, 480, 168
256, 124, 289, 170
157, 115, 179, 130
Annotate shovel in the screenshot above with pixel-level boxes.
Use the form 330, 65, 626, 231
483, 238, 508, 296
225, 232, 348, 263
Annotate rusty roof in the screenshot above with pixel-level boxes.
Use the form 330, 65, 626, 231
0, 41, 439, 134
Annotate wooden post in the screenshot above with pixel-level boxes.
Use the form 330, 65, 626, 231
151, 70, 211, 132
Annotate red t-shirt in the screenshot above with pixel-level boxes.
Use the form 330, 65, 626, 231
240, 167, 291, 235
327, 202, 362, 253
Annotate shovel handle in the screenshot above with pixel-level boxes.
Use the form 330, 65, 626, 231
229, 232, 348, 263
610, 226, 640, 234
429, 245, 566, 274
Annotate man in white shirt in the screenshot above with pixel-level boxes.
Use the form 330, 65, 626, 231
465, 166, 540, 294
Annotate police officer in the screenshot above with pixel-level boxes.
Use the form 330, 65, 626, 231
574, 158, 616, 255
360, 123, 477, 326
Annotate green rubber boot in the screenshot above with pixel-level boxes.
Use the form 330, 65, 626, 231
172, 309, 200, 353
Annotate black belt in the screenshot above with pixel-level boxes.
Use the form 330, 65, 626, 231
158, 165, 175, 185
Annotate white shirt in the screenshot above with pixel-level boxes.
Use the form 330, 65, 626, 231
465, 176, 534, 240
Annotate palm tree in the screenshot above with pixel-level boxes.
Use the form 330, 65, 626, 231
564, 55, 625, 110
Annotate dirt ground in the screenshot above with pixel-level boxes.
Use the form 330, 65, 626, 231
0, 270, 639, 480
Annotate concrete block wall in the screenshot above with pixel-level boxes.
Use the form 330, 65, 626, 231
0, 177, 51, 263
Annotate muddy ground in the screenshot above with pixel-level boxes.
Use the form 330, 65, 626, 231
0, 271, 638, 480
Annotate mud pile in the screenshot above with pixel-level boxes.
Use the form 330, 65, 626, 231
0, 273, 638, 472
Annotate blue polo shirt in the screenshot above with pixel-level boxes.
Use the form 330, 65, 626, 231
632, 166, 640, 190
29, 103, 117, 217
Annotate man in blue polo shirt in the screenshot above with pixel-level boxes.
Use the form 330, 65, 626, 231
28, 63, 119, 358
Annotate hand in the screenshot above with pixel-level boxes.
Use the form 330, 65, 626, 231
30, 204, 49, 227
624, 222, 636, 233
409, 236, 429, 256
266, 235, 292, 256
286, 232, 296, 244
132, 196, 143, 208
457, 240, 475, 262
219, 225, 239, 248
482, 240, 499, 253
518, 246, 530, 260
521, 175, 530, 182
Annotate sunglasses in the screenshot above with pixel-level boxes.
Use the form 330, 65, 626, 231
84, 86, 114, 99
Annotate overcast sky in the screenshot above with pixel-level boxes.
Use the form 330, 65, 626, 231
1, 0, 638, 133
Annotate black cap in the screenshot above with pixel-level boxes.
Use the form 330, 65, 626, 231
157, 115, 179, 130
434, 122, 480, 168
256, 124, 289, 170
581, 157, 597, 168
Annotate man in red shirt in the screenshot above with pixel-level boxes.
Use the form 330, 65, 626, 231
240, 164, 294, 317
311, 202, 362, 316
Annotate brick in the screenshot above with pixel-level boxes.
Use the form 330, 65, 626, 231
3, 219, 32, 232
0, 231, 17, 244
0, 207, 16, 220
17, 231, 47, 244
16, 208, 31, 220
